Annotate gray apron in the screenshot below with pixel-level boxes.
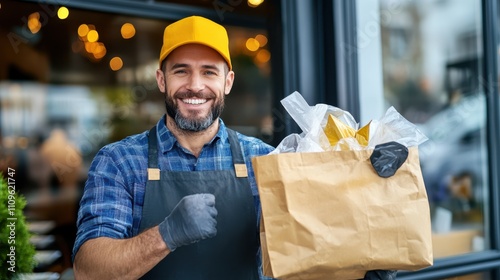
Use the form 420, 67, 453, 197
139, 127, 259, 279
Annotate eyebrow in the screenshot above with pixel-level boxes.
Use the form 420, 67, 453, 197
170, 63, 220, 72
201, 64, 220, 72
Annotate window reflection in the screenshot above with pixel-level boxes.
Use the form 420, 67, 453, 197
377, 0, 488, 258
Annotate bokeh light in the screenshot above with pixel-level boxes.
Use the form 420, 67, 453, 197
248, 0, 264, 8
28, 12, 41, 34
87, 30, 99, 42
58, 7, 69, 19
110, 57, 123, 71
255, 34, 268, 47
93, 43, 107, 59
121, 23, 136, 39
78, 24, 89, 37
245, 38, 260, 52
255, 49, 271, 63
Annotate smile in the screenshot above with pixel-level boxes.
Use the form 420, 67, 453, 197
182, 98, 207, 105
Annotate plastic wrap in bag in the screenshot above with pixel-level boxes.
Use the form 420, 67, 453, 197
272, 91, 428, 154
367, 106, 428, 148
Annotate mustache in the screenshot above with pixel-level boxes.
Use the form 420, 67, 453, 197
174, 91, 216, 99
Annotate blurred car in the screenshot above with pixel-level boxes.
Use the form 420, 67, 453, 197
417, 93, 487, 215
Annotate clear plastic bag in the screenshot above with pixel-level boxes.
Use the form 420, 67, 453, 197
368, 106, 428, 148
272, 91, 428, 154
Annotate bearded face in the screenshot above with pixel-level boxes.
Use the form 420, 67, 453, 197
157, 44, 234, 132
164, 89, 225, 132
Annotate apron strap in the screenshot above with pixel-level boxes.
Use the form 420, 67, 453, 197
226, 129, 248, 178
226, 128, 244, 165
147, 127, 160, 180
147, 127, 158, 168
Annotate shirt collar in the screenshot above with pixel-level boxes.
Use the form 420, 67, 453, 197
155, 114, 228, 154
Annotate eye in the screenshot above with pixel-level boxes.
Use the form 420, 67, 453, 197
174, 69, 187, 75
204, 70, 217, 76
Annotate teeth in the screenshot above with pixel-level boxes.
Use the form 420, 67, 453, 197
182, 98, 207, 105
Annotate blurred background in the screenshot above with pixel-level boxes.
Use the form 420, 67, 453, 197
1, 0, 500, 279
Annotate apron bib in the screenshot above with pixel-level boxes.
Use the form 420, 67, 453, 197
139, 127, 259, 279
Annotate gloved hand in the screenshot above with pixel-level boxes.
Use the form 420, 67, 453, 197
363, 270, 398, 280
158, 193, 217, 251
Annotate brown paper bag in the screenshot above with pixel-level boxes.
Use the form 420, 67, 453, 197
253, 147, 433, 280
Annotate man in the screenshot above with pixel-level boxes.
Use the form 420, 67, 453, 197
73, 15, 274, 279
73, 15, 396, 279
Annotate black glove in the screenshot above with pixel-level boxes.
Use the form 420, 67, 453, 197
370, 141, 408, 178
158, 193, 217, 251
363, 270, 398, 280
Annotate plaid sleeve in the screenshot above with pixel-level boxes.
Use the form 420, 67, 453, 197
72, 146, 134, 259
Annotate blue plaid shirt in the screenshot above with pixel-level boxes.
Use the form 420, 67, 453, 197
73, 115, 274, 260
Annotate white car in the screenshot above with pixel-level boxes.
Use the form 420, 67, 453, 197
417, 93, 487, 215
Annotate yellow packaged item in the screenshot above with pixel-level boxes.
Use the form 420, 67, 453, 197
324, 115, 371, 147
355, 121, 371, 146
324, 114, 356, 146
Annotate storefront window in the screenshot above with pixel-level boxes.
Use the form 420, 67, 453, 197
358, 0, 488, 260
0, 0, 272, 275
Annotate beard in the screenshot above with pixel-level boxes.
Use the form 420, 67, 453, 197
165, 90, 225, 132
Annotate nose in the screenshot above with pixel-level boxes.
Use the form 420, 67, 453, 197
186, 73, 205, 92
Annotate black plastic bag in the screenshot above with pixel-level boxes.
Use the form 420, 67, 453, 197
363, 270, 398, 280
370, 141, 409, 178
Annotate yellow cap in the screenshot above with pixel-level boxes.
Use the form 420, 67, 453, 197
158, 16, 232, 70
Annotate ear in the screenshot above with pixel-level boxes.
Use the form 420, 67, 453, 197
156, 69, 166, 93
224, 70, 235, 95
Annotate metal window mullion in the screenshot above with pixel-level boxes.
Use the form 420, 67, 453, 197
332, 0, 359, 120
482, 0, 500, 252
481, 4, 500, 280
